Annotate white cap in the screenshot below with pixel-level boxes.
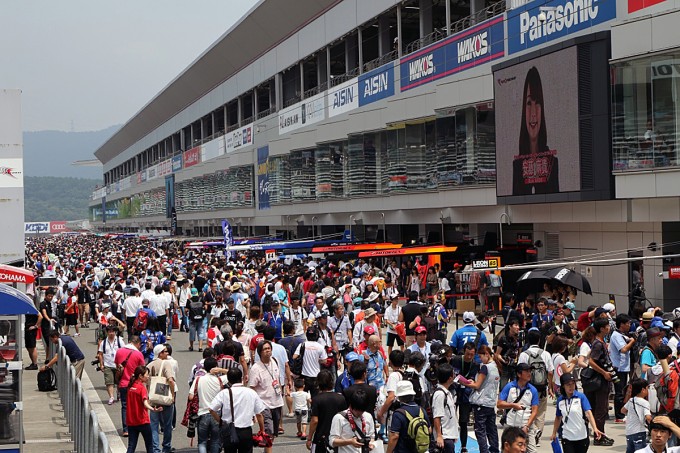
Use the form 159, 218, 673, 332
396, 380, 416, 397
463, 311, 476, 323
602, 303, 616, 312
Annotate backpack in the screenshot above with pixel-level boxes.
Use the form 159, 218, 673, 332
133, 310, 149, 332
527, 348, 548, 392
102, 337, 122, 355
655, 360, 680, 414
189, 299, 205, 320
396, 407, 430, 453
402, 370, 424, 406
631, 329, 648, 378
262, 293, 274, 313
291, 343, 305, 376
423, 315, 438, 342
37, 368, 57, 392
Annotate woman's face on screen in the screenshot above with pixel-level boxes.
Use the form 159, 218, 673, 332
525, 85, 542, 144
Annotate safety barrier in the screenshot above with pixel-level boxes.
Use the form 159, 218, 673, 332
53, 341, 110, 453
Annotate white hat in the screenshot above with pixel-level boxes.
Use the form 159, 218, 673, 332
463, 311, 476, 323
602, 303, 616, 312
367, 292, 379, 302
396, 380, 416, 398
104, 290, 113, 296
153, 344, 167, 357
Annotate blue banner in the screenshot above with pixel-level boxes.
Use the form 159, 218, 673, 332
222, 219, 233, 260
507, 0, 616, 54
172, 154, 183, 172
400, 16, 505, 92
102, 197, 107, 223
257, 145, 270, 210
358, 63, 395, 106
164, 175, 175, 218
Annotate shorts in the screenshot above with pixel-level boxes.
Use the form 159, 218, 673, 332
103, 366, 117, 386
295, 410, 308, 424
189, 319, 206, 341
263, 406, 282, 438
65, 314, 78, 326
25, 328, 37, 349
386, 332, 404, 348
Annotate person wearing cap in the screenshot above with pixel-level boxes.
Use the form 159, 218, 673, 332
386, 380, 431, 453
263, 298, 284, 340
563, 301, 576, 324
497, 362, 540, 453
97, 324, 126, 405
220, 297, 244, 332
408, 325, 433, 377
584, 318, 616, 445
353, 308, 381, 349
449, 311, 489, 359
550, 372, 604, 452
609, 313, 636, 423
293, 326, 328, 398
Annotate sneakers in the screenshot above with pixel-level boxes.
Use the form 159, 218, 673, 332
594, 436, 614, 446
107, 397, 115, 405
74, 333, 81, 337
25, 363, 38, 370
614, 418, 626, 424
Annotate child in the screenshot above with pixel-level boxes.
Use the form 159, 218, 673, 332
622, 378, 652, 453
291, 378, 311, 440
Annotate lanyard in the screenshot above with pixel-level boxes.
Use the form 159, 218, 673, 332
563, 397, 575, 421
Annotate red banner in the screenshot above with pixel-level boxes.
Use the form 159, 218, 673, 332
50, 221, 68, 234
670, 266, 680, 279
0, 264, 34, 284
629, 0, 666, 12
183, 147, 201, 168
358, 245, 458, 258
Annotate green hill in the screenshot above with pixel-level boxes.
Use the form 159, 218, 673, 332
24, 177, 99, 221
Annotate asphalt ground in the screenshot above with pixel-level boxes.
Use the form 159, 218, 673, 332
23, 321, 629, 453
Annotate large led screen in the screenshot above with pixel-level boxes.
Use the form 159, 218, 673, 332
495, 46, 580, 197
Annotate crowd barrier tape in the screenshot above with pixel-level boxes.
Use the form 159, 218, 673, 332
52, 341, 110, 453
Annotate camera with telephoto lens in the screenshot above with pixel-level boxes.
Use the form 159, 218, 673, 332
602, 363, 620, 384
91, 359, 103, 371
359, 436, 371, 453
425, 340, 448, 383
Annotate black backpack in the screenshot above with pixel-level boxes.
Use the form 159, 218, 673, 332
262, 293, 274, 314
423, 315, 438, 342
402, 370, 424, 406
37, 368, 57, 392
291, 343, 305, 376
188, 299, 205, 320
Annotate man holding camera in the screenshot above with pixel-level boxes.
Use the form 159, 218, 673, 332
497, 363, 539, 453
97, 325, 125, 405
609, 314, 635, 423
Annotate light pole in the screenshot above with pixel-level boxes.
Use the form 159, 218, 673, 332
499, 212, 511, 249
349, 215, 355, 242
380, 212, 386, 243
312, 216, 318, 240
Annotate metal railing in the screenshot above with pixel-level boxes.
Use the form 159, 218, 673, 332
404, 28, 448, 55
451, 0, 506, 34
54, 341, 110, 453
363, 50, 398, 72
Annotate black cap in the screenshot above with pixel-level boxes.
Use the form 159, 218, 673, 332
560, 372, 576, 385
516, 363, 531, 372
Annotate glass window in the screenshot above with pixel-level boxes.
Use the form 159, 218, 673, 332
383, 128, 407, 194
404, 121, 437, 191
176, 165, 254, 212
612, 55, 679, 171
290, 149, 316, 201
315, 141, 346, 199
269, 155, 291, 205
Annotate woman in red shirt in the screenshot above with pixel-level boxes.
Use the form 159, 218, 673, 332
127, 366, 161, 453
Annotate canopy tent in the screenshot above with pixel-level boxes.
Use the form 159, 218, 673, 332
0, 264, 34, 284
0, 284, 38, 315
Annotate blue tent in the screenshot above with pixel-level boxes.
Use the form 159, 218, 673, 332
0, 284, 38, 315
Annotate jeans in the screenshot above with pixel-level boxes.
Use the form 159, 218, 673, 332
198, 413, 221, 453
626, 432, 647, 453
458, 400, 472, 448
614, 370, 629, 419
120, 387, 129, 433
474, 405, 500, 453
190, 319, 206, 342
127, 423, 153, 453
150, 404, 174, 453
166, 311, 173, 336
562, 437, 589, 453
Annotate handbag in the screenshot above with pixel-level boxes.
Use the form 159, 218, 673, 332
219, 387, 239, 446
148, 361, 174, 406
580, 367, 604, 393
181, 376, 201, 429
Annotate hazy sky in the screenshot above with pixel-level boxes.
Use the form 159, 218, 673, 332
0, 0, 258, 132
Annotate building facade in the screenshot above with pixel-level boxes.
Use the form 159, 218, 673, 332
91, 0, 680, 310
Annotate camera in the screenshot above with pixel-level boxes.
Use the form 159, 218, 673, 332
425, 340, 448, 383
359, 437, 371, 453
91, 359, 102, 371
602, 363, 620, 384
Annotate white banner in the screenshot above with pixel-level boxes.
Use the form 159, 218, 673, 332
225, 123, 254, 153
327, 79, 359, 118
278, 92, 326, 135
0, 158, 23, 188
202, 137, 221, 161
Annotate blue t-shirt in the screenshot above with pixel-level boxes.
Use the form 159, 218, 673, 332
532, 313, 553, 329
640, 347, 657, 379
60, 335, 85, 362
499, 380, 540, 407
609, 330, 630, 372
264, 312, 284, 339
449, 324, 489, 359
390, 402, 431, 453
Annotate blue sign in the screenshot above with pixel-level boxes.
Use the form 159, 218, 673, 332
400, 16, 505, 92
507, 0, 616, 54
257, 146, 270, 210
358, 64, 395, 106
165, 175, 175, 218
172, 154, 183, 172
102, 197, 107, 223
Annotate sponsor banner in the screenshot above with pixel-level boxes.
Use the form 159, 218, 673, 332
146, 164, 158, 181
670, 266, 680, 279
172, 154, 183, 172
359, 63, 395, 106
170, 207, 177, 235
158, 159, 173, 177
24, 222, 50, 234
139, 169, 147, 183
225, 123, 254, 153
651, 60, 680, 80
257, 145, 270, 210
278, 91, 325, 135
165, 175, 175, 218
0, 265, 34, 284
201, 137, 221, 162
629, 0, 666, 13
184, 147, 201, 168
507, 0, 616, 54
358, 245, 458, 258
50, 221, 68, 234
0, 158, 23, 188
400, 17, 505, 91
472, 258, 502, 269
327, 78, 359, 117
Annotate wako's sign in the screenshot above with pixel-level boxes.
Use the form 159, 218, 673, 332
507, 0, 616, 54
400, 16, 505, 91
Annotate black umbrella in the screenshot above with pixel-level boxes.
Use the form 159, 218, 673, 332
514, 269, 550, 300
543, 267, 592, 295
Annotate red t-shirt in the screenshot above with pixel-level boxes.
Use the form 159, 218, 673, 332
249, 333, 264, 352
126, 380, 150, 426
115, 347, 145, 388
576, 311, 592, 332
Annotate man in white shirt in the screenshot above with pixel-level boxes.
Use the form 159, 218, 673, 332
636, 416, 680, 453
208, 368, 266, 450
293, 326, 328, 398
122, 288, 143, 341
149, 286, 169, 335
329, 388, 376, 453
432, 363, 459, 453
97, 325, 125, 405
328, 302, 353, 356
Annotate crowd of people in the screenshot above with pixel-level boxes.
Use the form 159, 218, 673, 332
22, 235, 680, 453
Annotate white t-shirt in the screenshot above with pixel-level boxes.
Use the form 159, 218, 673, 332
189, 373, 228, 416
291, 390, 310, 411
384, 305, 401, 334
98, 336, 124, 368
384, 370, 401, 396
579, 342, 591, 359
432, 384, 459, 440
624, 396, 650, 436
518, 346, 555, 375
294, 341, 327, 377
123, 296, 143, 318
552, 353, 567, 387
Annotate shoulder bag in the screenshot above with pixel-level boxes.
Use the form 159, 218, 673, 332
148, 361, 174, 406
219, 386, 239, 446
